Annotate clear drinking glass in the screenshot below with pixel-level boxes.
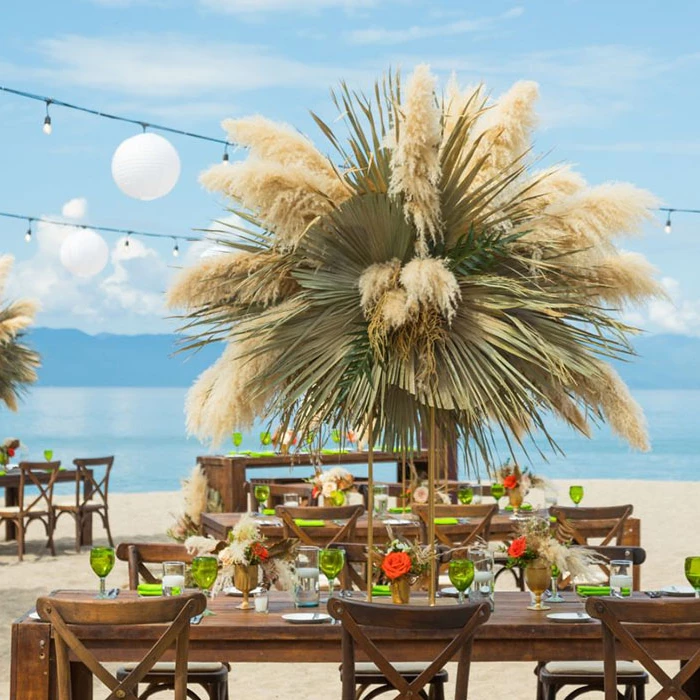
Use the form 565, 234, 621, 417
468, 547, 494, 610
549, 564, 565, 603
544, 489, 558, 511
294, 546, 320, 608
609, 559, 633, 597
162, 561, 186, 596
90, 546, 115, 599
283, 492, 300, 507
373, 484, 389, 519
254, 589, 269, 613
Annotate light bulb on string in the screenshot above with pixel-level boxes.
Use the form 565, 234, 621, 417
172, 239, 180, 257
42, 101, 52, 135
222, 144, 229, 163
664, 211, 672, 235
24, 220, 32, 242
124, 233, 131, 248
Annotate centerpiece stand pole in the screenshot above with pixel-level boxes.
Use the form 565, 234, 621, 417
366, 412, 374, 602
428, 406, 437, 606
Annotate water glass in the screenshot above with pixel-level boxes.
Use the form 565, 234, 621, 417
373, 484, 389, 518
609, 559, 633, 597
283, 492, 300, 507
254, 589, 269, 613
468, 547, 494, 610
162, 561, 186, 596
294, 546, 320, 608
544, 489, 558, 511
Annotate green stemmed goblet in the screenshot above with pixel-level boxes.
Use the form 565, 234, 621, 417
231, 432, 243, 453
569, 485, 584, 507
253, 483, 270, 515
192, 555, 219, 615
90, 546, 115, 599
320, 548, 345, 622
491, 483, 505, 509
685, 556, 700, 598
260, 431, 272, 452
448, 559, 475, 604
43, 449, 53, 462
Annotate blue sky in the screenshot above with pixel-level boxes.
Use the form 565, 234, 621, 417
1, 0, 699, 334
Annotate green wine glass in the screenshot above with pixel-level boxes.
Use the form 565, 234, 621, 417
319, 548, 345, 613
457, 484, 473, 505
491, 483, 505, 509
685, 556, 700, 598
254, 484, 270, 515
448, 559, 475, 604
43, 449, 53, 462
231, 432, 243, 453
569, 485, 584, 507
549, 564, 564, 603
260, 431, 272, 451
192, 555, 219, 614
331, 428, 342, 451
90, 546, 115, 599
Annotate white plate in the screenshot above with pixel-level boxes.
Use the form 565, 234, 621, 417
223, 586, 264, 597
438, 587, 460, 597
28, 611, 41, 621
661, 585, 696, 597
384, 518, 412, 525
546, 612, 593, 623
282, 613, 332, 624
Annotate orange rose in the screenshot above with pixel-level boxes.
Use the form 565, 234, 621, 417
503, 475, 518, 490
381, 551, 412, 580
508, 536, 527, 558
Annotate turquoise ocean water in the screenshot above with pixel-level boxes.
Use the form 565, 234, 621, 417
1, 388, 699, 494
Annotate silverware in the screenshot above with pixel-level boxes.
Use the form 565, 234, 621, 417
645, 590, 662, 598
190, 614, 203, 625
107, 588, 120, 599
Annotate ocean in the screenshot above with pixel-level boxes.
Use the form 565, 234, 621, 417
2, 387, 699, 495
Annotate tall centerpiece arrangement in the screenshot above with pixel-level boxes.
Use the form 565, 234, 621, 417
379, 538, 431, 604
0, 438, 21, 467
0, 256, 39, 412
497, 460, 547, 518
169, 66, 660, 603
310, 466, 355, 505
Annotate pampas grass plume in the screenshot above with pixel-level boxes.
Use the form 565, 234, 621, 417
358, 259, 401, 312
400, 257, 460, 322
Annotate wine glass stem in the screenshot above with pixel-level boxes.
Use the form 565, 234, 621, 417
551, 578, 557, 598
458, 590, 464, 605
99, 577, 106, 599
258, 502, 264, 515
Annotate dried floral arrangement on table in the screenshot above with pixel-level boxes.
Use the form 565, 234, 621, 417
168, 65, 661, 472
310, 466, 355, 501
379, 538, 431, 584
168, 466, 223, 542
0, 438, 21, 467
0, 256, 39, 412
497, 460, 547, 493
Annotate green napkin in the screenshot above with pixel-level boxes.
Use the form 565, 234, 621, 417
576, 585, 630, 597
263, 508, 276, 516
504, 503, 533, 512
434, 517, 459, 525
137, 583, 163, 596
389, 507, 411, 514
294, 519, 325, 527
0, 471, 5, 477
321, 448, 350, 454
371, 585, 392, 597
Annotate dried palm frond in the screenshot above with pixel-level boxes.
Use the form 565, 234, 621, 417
170, 67, 661, 472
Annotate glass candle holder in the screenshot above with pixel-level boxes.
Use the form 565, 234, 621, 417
254, 589, 269, 613
284, 492, 300, 507
468, 547, 494, 610
162, 561, 186, 596
294, 546, 320, 608
609, 559, 633, 597
373, 484, 389, 518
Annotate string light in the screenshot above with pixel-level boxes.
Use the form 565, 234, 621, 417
657, 207, 700, 235
24, 219, 32, 242
42, 101, 52, 135
664, 211, 672, 235
124, 233, 131, 248
172, 238, 180, 257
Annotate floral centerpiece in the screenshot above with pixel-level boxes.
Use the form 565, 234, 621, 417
0, 438, 20, 467
505, 517, 597, 610
186, 514, 297, 609
379, 538, 431, 604
310, 466, 355, 505
497, 460, 547, 513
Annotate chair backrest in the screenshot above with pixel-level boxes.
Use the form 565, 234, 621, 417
116, 542, 196, 590
551, 504, 633, 547
17, 461, 61, 512
275, 505, 364, 546
586, 597, 700, 700
413, 503, 497, 552
329, 542, 375, 591
37, 592, 206, 700
73, 457, 114, 510
328, 597, 491, 700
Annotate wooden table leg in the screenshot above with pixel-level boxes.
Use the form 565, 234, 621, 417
5, 486, 18, 541
621, 519, 641, 590
79, 476, 93, 547
11, 622, 51, 700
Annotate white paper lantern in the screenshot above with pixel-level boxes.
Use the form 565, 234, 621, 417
60, 229, 110, 278
111, 132, 181, 201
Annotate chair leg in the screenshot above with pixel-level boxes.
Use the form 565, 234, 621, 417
636, 683, 645, 700
47, 514, 56, 557
16, 519, 24, 562
103, 507, 115, 548
75, 512, 82, 553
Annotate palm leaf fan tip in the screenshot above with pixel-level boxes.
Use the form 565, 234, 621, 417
169, 65, 661, 464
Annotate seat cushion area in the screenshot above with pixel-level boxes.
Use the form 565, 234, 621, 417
542, 661, 647, 676
342, 661, 449, 681
117, 661, 226, 674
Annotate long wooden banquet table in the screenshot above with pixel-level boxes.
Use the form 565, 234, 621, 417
11, 590, 700, 698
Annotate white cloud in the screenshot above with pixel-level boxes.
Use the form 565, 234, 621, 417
61, 198, 88, 220
199, 0, 376, 13
627, 277, 700, 337
346, 6, 524, 45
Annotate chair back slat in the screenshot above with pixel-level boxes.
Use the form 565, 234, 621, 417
586, 597, 700, 700
18, 462, 61, 512
328, 598, 490, 700
551, 505, 633, 546
37, 593, 205, 700
116, 542, 195, 590
413, 503, 497, 552
275, 505, 364, 546
73, 457, 114, 509
329, 543, 379, 591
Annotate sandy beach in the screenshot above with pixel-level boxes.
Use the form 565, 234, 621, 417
2, 478, 698, 699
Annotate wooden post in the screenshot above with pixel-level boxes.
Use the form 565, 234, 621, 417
428, 407, 437, 606
366, 414, 374, 602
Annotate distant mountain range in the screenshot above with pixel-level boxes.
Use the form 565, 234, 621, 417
23, 328, 700, 389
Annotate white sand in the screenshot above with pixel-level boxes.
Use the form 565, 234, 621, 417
2, 478, 698, 699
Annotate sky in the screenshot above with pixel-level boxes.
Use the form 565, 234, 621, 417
1, 0, 699, 335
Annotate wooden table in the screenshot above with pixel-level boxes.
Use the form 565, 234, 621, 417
10, 591, 699, 699
198, 451, 430, 513
0, 468, 94, 545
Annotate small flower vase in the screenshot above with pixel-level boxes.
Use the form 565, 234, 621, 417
234, 564, 259, 610
525, 559, 551, 611
508, 487, 524, 520
390, 577, 411, 605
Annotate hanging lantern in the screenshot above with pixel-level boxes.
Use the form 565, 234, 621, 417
111, 132, 181, 201
60, 229, 109, 278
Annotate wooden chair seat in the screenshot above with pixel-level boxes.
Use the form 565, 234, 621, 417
116, 662, 229, 700
543, 660, 646, 676
346, 662, 449, 700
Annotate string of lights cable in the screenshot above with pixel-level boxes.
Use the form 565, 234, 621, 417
0, 85, 233, 161
0, 210, 202, 257
657, 207, 700, 234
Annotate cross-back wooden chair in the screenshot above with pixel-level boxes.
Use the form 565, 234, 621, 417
36, 592, 206, 700
0, 461, 61, 561
329, 542, 377, 592
551, 504, 634, 547
275, 504, 365, 546
586, 597, 700, 700
115, 542, 229, 700
413, 503, 497, 554
54, 457, 115, 552
328, 597, 491, 700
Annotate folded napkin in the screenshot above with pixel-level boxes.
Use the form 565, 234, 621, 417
371, 585, 392, 597
294, 519, 325, 527
137, 583, 163, 596
320, 448, 350, 454
263, 509, 276, 516
504, 503, 533, 512
388, 507, 412, 514
434, 517, 459, 525
576, 585, 631, 597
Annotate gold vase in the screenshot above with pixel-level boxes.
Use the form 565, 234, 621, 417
390, 577, 411, 605
508, 487, 524, 519
525, 559, 551, 611
234, 564, 259, 610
